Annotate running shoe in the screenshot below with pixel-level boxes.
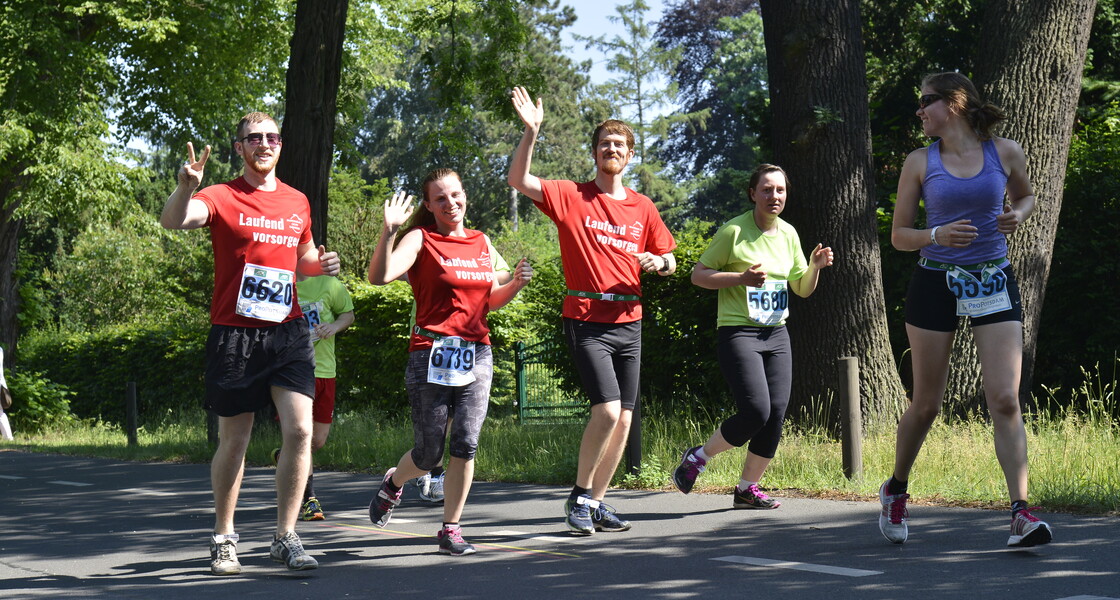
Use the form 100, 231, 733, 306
672, 446, 706, 494
733, 484, 781, 509
300, 496, 325, 521
1008, 507, 1053, 547
412, 472, 432, 498
421, 471, 445, 503
878, 479, 909, 544
209, 536, 241, 576
592, 502, 632, 532
369, 467, 403, 528
565, 494, 595, 536
269, 531, 318, 571
270, 447, 281, 465
437, 525, 477, 556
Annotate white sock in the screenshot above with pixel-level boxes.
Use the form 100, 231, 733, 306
694, 447, 711, 462
212, 532, 239, 544
738, 480, 758, 491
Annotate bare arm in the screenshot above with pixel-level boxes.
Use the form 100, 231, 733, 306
297, 243, 341, 277
489, 257, 533, 311
691, 261, 767, 289
507, 86, 544, 203
368, 191, 423, 285
634, 252, 677, 276
160, 142, 212, 230
788, 243, 834, 298
995, 137, 1036, 236
313, 310, 354, 340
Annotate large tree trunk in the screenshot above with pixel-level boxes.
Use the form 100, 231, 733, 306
0, 202, 22, 363
943, 0, 1096, 410
759, 0, 907, 426
276, 0, 349, 246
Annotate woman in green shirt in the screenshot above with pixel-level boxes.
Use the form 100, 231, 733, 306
672, 163, 833, 508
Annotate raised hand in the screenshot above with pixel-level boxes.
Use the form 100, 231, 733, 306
177, 142, 211, 190
383, 191, 415, 231
511, 86, 543, 133
740, 263, 767, 287
810, 244, 834, 269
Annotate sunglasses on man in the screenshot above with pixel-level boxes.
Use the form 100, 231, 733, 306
239, 132, 283, 147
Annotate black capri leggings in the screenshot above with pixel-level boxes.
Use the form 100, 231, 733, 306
716, 325, 792, 459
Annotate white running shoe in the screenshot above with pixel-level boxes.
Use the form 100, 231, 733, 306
878, 480, 909, 544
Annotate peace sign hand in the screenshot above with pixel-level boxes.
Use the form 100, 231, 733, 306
177, 142, 211, 190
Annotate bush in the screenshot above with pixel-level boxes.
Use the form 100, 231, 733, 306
4, 369, 75, 432
18, 320, 207, 426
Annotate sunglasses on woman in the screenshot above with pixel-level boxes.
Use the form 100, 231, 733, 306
918, 94, 942, 109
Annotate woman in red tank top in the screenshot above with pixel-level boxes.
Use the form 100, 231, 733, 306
365, 168, 532, 556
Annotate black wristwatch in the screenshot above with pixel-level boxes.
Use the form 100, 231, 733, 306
658, 257, 671, 273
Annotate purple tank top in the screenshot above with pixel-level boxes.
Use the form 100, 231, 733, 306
919, 139, 1009, 267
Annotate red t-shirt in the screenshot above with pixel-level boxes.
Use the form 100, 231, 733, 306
407, 226, 496, 351
536, 180, 677, 323
195, 177, 313, 327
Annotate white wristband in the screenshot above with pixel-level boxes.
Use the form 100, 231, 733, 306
930, 226, 940, 246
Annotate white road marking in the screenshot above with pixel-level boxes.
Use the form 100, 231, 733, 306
48, 480, 93, 487
487, 529, 607, 544
122, 487, 178, 497
1055, 596, 1120, 600
0, 475, 26, 480
713, 555, 882, 577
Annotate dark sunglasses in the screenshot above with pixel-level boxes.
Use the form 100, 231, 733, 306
239, 132, 283, 147
918, 94, 942, 109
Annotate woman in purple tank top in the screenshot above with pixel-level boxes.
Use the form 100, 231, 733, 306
878, 72, 1052, 549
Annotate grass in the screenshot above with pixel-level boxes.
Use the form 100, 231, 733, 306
4, 363, 1118, 516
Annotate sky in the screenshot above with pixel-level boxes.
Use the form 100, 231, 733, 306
559, 0, 671, 88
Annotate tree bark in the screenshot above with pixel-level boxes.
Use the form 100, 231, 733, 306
944, 0, 1096, 409
0, 202, 22, 363
276, 0, 350, 246
759, 0, 907, 426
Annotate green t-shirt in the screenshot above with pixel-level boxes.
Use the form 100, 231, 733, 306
698, 210, 809, 327
296, 275, 355, 378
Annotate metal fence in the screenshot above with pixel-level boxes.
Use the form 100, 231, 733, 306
514, 340, 586, 423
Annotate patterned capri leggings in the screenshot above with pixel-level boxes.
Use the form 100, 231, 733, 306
404, 344, 493, 470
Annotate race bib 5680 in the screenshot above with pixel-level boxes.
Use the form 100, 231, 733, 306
745, 280, 789, 326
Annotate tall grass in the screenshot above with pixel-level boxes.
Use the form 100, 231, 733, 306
4, 363, 1117, 515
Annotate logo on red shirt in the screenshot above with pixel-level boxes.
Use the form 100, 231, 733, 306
629, 220, 643, 240
288, 213, 304, 235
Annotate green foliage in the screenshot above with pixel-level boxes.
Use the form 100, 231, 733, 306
327, 168, 392, 281
17, 322, 206, 426
1035, 103, 1120, 393
3, 369, 75, 432
42, 215, 212, 332
333, 278, 413, 413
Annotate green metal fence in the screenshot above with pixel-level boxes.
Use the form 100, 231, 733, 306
514, 339, 586, 423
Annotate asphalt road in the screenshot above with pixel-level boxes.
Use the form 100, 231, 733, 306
1, 449, 1117, 599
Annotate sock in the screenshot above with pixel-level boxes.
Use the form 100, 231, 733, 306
304, 469, 315, 500
1011, 499, 1028, 517
384, 474, 402, 493
887, 476, 908, 496
212, 532, 239, 544
693, 447, 710, 463
443, 522, 460, 531
431, 465, 445, 477
569, 485, 590, 504
738, 479, 758, 492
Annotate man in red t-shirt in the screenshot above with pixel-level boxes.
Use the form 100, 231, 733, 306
508, 86, 677, 536
160, 112, 340, 576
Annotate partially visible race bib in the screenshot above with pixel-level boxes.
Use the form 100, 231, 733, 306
235, 263, 295, 323
946, 265, 1011, 317
300, 300, 325, 342
428, 337, 476, 387
745, 280, 789, 326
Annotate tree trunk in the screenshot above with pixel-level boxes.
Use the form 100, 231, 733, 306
759, 0, 907, 426
944, 0, 1096, 410
0, 206, 22, 363
276, 0, 349, 246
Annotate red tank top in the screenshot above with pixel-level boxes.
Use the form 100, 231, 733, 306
407, 226, 495, 351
